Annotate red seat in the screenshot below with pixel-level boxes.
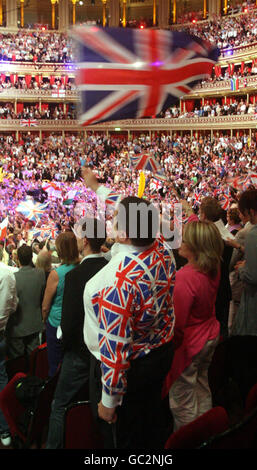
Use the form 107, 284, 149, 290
0, 370, 60, 448
0, 373, 27, 441
63, 401, 104, 449
245, 382, 257, 415
164, 406, 229, 449
199, 406, 257, 449
29, 343, 49, 379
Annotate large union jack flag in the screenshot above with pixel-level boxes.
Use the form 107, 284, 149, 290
72, 26, 219, 126
16, 199, 49, 222
129, 152, 160, 173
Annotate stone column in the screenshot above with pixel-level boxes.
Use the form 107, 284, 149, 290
158, 0, 170, 29
109, 0, 120, 27
59, 0, 70, 30
6, 0, 18, 30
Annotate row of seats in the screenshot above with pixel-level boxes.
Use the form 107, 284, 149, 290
0, 337, 257, 449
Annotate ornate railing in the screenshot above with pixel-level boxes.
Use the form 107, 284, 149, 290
0, 115, 256, 132
188, 74, 257, 95
0, 88, 77, 100
0, 61, 74, 74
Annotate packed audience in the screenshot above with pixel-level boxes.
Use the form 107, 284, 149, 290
0, 151, 256, 449
0, 4, 257, 449
160, 98, 255, 118
0, 76, 76, 92
176, 4, 257, 50
0, 31, 72, 63
0, 103, 76, 120
0, 98, 255, 122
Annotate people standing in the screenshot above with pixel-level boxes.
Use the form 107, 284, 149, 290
82, 167, 176, 449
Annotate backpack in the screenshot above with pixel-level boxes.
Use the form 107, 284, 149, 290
15, 376, 45, 434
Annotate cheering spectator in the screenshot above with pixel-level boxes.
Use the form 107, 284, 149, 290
232, 189, 257, 336
46, 218, 108, 449
42, 232, 79, 377
0, 248, 18, 446
82, 168, 176, 449
6, 245, 46, 359
168, 220, 223, 430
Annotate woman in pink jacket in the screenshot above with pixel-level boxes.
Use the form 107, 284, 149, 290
168, 220, 224, 431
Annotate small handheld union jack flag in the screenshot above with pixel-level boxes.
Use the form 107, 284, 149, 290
72, 26, 219, 125
105, 192, 120, 206
129, 153, 160, 173
219, 189, 230, 211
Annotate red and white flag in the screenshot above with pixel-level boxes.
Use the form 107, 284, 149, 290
0, 217, 8, 240
51, 89, 65, 98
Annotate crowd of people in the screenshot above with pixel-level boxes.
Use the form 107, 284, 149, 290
0, 4, 256, 71
0, 98, 255, 122
161, 98, 256, 119
0, 31, 72, 63
0, 156, 256, 449
0, 3, 257, 451
177, 4, 257, 50
0, 76, 76, 92
0, 103, 76, 120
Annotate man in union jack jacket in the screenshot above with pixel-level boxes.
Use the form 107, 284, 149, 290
82, 168, 176, 449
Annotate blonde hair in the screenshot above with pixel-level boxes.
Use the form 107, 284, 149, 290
183, 221, 224, 278
36, 251, 52, 273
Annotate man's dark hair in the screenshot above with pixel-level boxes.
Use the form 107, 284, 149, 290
81, 218, 106, 252
17, 245, 33, 266
117, 196, 159, 247
238, 189, 257, 215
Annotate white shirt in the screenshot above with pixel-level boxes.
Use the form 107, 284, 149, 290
0, 263, 18, 331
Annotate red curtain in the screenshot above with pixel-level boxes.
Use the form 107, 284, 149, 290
35, 75, 42, 85
231, 63, 235, 75
17, 103, 24, 114
61, 75, 68, 86
185, 100, 195, 112
41, 103, 49, 110
25, 75, 32, 87
50, 76, 55, 86
10, 74, 17, 84
241, 61, 244, 74
0, 73, 5, 83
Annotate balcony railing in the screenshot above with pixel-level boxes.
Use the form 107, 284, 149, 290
188, 74, 257, 95
0, 88, 77, 100
0, 61, 74, 74
0, 114, 256, 132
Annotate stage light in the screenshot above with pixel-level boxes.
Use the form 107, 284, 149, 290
115, 127, 121, 131
192, 19, 196, 23
140, 25, 144, 29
